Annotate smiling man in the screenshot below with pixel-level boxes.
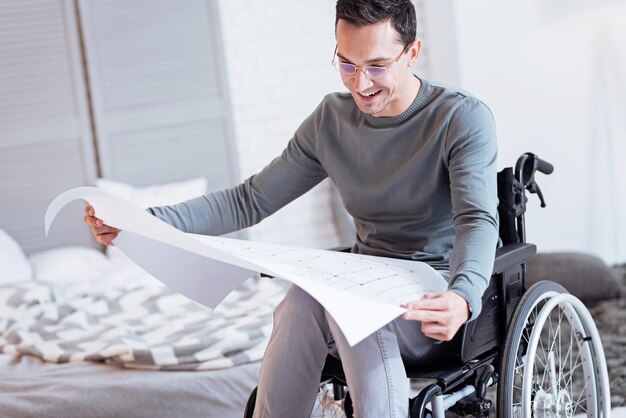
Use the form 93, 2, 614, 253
248, 3, 498, 414
85, 1, 498, 417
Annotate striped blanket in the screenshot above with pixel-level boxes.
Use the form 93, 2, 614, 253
0, 276, 285, 370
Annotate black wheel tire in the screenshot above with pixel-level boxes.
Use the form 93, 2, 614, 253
344, 390, 353, 418
497, 280, 567, 418
243, 386, 258, 418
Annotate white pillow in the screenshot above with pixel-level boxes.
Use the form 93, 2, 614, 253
29, 246, 114, 284
0, 228, 32, 284
95, 177, 208, 209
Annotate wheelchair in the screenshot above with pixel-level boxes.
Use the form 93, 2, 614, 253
243, 153, 611, 418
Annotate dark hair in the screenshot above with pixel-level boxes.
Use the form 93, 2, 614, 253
335, 0, 417, 47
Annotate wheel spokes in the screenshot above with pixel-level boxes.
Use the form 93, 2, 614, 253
510, 299, 600, 417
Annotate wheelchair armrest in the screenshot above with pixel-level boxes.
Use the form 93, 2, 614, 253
492, 242, 536, 275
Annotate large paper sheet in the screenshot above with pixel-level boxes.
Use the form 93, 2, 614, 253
45, 187, 448, 346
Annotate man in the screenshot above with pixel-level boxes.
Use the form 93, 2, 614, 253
85, 1, 498, 416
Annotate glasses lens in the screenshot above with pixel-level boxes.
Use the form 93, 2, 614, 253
365, 66, 387, 78
338, 63, 357, 75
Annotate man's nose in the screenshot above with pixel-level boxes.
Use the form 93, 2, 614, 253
352, 68, 373, 92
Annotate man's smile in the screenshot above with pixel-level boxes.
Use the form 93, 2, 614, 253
358, 89, 383, 97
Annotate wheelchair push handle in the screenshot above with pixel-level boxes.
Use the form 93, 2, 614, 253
515, 152, 553, 185
535, 157, 553, 175
515, 152, 553, 208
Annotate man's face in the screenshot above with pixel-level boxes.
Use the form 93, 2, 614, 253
335, 19, 420, 117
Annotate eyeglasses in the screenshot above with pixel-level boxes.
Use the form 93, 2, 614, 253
332, 43, 410, 79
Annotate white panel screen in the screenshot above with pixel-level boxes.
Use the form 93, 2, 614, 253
79, 0, 240, 193
0, 0, 97, 254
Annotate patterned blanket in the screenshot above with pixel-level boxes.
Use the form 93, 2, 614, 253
0, 276, 285, 370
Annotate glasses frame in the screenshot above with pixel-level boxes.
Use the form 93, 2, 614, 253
332, 43, 412, 79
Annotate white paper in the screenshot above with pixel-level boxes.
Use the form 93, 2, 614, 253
45, 187, 448, 346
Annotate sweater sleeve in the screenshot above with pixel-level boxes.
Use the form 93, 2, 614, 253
148, 108, 328, 236
444, 99, 499, 321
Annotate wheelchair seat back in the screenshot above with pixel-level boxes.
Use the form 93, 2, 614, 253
457, 153, 553, 364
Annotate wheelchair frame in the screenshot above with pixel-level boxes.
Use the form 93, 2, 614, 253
244, 153, 611, 418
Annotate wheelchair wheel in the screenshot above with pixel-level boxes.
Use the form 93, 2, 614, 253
497, 281, 611, 417
311, 380, 352, 418
244, 382, 352, 418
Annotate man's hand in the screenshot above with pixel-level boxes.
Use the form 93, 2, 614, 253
401, 291, 471, 341
83, 205, 120, 246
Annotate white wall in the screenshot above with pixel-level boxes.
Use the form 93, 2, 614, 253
217, 0, 344, 248
424, 0, 626, 264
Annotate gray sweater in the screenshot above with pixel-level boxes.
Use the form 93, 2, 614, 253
150, 78, 499, 320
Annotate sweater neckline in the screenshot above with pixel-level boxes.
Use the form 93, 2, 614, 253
364, 76, 429, 127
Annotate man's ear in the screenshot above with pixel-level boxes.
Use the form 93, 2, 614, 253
407, 39, 422, 67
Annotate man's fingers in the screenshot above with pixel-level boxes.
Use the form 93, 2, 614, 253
402, 309, 446, 323
423, 331, 453, 342
94, 231, 119, 246
421, 292, 444, 299
93, 225, 119, 235
402, 292, 470, 341
421, 323, 447, 336
89, 222, 120, 239
84, 204, 119, 246
97, 232, 117, 241
84, 215, 104, 227
404, 296, 450, 312
84, 205, 105, 227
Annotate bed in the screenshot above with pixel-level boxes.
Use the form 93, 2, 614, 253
0, 228, 286, 418
0, 356, 261, 418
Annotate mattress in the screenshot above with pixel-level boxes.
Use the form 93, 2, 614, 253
0, 354, 260, 418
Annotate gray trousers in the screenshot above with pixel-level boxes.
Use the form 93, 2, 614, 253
252, 285, 460, 418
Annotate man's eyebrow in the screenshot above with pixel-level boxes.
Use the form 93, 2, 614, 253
336, 52, 392, 65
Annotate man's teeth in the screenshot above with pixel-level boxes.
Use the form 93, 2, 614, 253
359, 90, 381, 97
